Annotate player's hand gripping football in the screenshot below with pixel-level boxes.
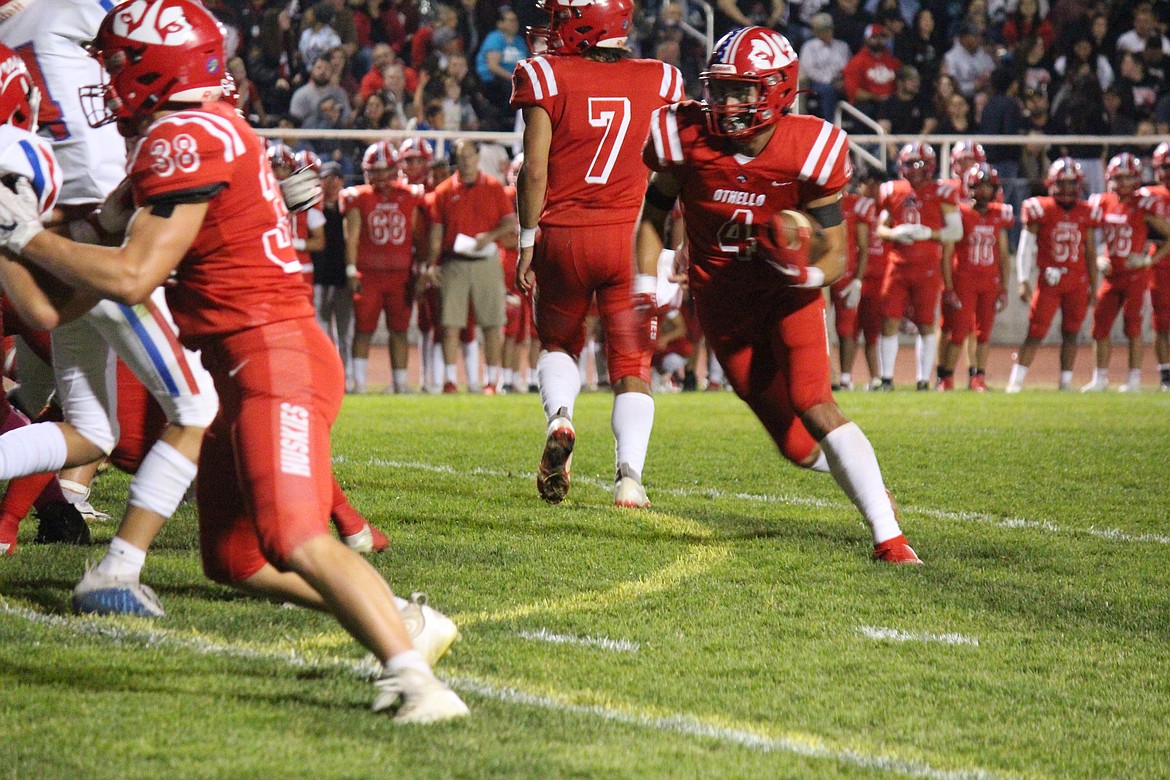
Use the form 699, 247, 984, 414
279, 165, 324, 212
0, 176, 44, 254
757, 211, 824, 288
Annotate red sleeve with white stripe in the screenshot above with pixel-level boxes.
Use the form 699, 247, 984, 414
643, 103, 687, 173
130, 114, 233, 202
795, 119, 850, 202
510, 55, 558, 112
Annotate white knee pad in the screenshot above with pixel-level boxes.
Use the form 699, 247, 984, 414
128, 441, 198, 518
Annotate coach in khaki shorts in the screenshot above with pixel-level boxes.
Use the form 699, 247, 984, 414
427, 139, 518, 393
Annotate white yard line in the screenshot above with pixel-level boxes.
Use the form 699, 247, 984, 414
0, 600, 1008, 780
341, 455, 1170, 546
859, 626, 981, 647
516, 628, 639, 653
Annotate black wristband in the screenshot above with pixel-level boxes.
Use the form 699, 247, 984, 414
644, 182, 677, 213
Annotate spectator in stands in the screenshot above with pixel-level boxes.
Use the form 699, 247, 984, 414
246, 7, 295, 115
842, 24, 901, 116
894, 8, 943, 87
290, 55, 353, 124
949, 0, 994, 41
877, 66, 936, 162
800, 13, 851, 120
1001, 0, 1054, 48
476, 5, 529, 129
935, 91, 973, 135
1053, 35, 1113, 91
324, 0, 360, 58
1143, 33, 1169, 85
647, 2, 704, 88
352, 0, 408, 63
445, 52, 493, 126
312, 162, 355, 382
1103, 85, 1140, 142
1114, 50, 1160, 122
713, 0, 788, 38
1116, 3, 1170, 55
1049, 72, 1109, 194
931, 72, 959, 120
228, 56, 266, 126
359, 44, 409, 101
1014, 35, 1055, 95
874, 6, 907, 48
381, 62, 413, 126
354, 90, 400, 131
303, 95, 348, 169
1155, 92, 1170, 134
979, 66, 1024, 193
413, 4, 462, 71
299, 2, 343, 73
943, 22, 996, 98
1085, 10, 1114, 64
328, 45, 359, 102
829, 0, 872, 51
441, 74, 480, 131
1019, 87, 1053, 195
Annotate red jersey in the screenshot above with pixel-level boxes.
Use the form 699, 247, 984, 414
953, 202, 1013, 281
511, 54, 683, 228
878, 178, 960, 268
643, 102, 849, 285
858, 195, 886, 283
1020, 196, 1101, 284
128, 102, 314, 349
842, 49, 901, 102
428, 171, 514, 258
288, 207, 324, 268
1089, 190, 1165, 276
340, 182, 426, 272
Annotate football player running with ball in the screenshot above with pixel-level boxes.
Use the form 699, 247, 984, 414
0, 0, 466, 721
635, 26, 922, 564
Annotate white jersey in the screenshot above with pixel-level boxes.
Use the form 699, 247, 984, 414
0, 0, 125, 204
0, 123, 61, 217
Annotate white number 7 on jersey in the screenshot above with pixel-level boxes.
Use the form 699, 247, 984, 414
585, 97, 631, 185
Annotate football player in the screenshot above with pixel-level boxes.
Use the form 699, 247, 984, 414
0, 0, 466, 721
937, 139, 986, 377
636, 26, 922, 564
935, 164, 1012, 391
875, 142, 964, 390
830, 178, 871, 391
512, 0, 684, 506
268, 145, 324, 294
854, 167, 887, 390
343, 140, 426, 394
1146, 143, 1170, 391
1005, 158, 1101, 392
1081, 153, 1170, 392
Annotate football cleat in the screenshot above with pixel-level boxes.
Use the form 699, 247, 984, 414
34, 502, 91, 545
1080, 378, 1108, 393
614, 463, 650, 508
969, 374, 987, 392
915, 380, 930, 391
482, 384, 498, 396
398, 592, 460, 668
75, 500, 111, 523
537, 408, 575, 504
1118, 382, 1140, 393
72, 567, 166, 617
372, 666, 469, 723
442, 381, 458, 394
342, 523, 390, 554
1004, 382, 1022, 394
873, 534, 923, 565
936, 375, 954, 391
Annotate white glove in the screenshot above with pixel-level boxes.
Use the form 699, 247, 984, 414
1125, 253, 1152, 270
0, 177, 45, 253
840, 277, 862, 308
1043, 266, 1064, 286
1096, 254, 1111, 274
97, 177, 136, 236
906, 223, 933, 242
888, 224, 917, 245
279, 166, 324, 212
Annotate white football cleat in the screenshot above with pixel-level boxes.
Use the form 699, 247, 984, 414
1004, 382, 1022, 394
1118, 383, 1139, 393
614, 464, 650, 508
342, 526, 374, 554
537, 408, 575, 504
398, 592, 459, 668
72, 567, 165, 617
1080, 378, 1108, 393
372, 666, 469, 723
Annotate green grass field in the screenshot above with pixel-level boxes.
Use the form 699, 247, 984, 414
2, 390, 1170, 780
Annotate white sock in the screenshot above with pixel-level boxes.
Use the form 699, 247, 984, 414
462, 340, 480, 390
1160, 363, 1170, 372
915, 333, 937, 383
707, 353, 725, 384
421, 333, 435, 388
820, 422, 901, 544
1095, 368, 1109, 385
94, 535, 147, 581
1008, 364, 1027, 386
839, 371, 852, 387
58, 478, 90, 505
129, 440, 197, 518
1060, 370, 1073, 386
485, 365, 500, 386
807, 450, 831, 473
502, 368, 514, 387
538, 351, 581, 419
445, 363, 458, 384
0, 422, 69, 480
430, 341, 444, 392
661, 353, 687, 375
611, 391, 654, 477
352, 358, 368, 391
1127, 368, 1141, 388
383, 648, 431, 676
879, 335, 899, 380
393, 369, 408, 392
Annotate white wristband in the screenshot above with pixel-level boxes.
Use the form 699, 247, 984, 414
292, 237, 306, 251
634, 273, 657, 295
800, 266, 826, 288
519, 227, 537, 248
346, 265, 360, 278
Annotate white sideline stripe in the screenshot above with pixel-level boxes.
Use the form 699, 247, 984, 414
859, 626, 980, 647
337, 456, 1170, 546
0, 600, 1005, 780
517, 628, 639, 653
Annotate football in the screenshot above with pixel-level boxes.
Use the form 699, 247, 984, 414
773, 209, 829, 264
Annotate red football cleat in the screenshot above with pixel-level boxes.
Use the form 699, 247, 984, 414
969, 374, 987, 392
442, 381, 458, 394
369, 524, 390, 552
873, 534, 923, 565
936, 375, 954, 391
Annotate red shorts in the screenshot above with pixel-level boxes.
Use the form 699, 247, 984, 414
196, 317, 344, 584
504, 292, 533, 342
949, 274, 1000, 344
857, 277, 884, 343
354, 268, 413, 334
1027, 276, 1090, 341
1152, 264, 1170, 333
1092, 269, 1151, 340
880, 261, 942, 326
533, 224, 651, 384
692, 263, 832, 466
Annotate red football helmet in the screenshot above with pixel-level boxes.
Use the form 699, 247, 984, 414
963, 162, 999, 201
1153, 142, 1170, 186
701, 26, 799, 138
0, 44, 39, 132
266, 143, 297, 179
294, 150, 322, 172
1045, 157, 1083, 206
398, 137, 435, 183
950, 140, 986, 178
363, 139, 398, 189
81, 0, 226, 137
528, 0, 633, 55
1106, 152, 1142, 198
898, 141, 937, 186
